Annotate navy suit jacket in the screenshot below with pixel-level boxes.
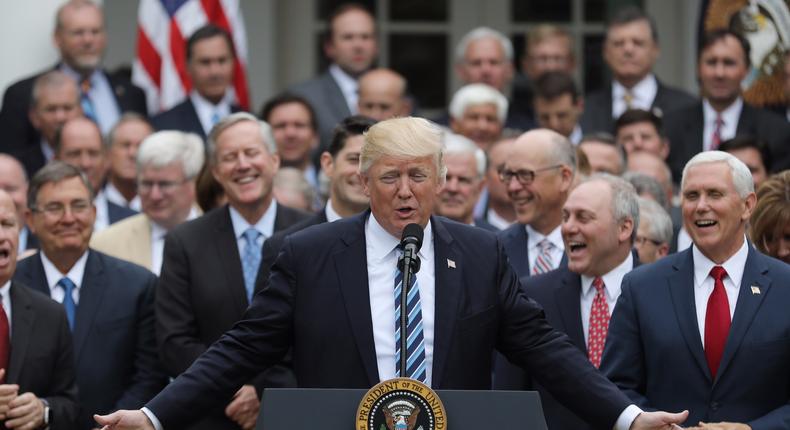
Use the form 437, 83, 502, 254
151, 98, 242, 140
146, 212, 631, 429
107, 199, 137, 225
499, 223, 568, 278
15, 250, 167, 429
601, 246, 790, 428
5, 282, 79, 429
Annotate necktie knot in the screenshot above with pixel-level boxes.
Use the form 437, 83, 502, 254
538, 239, 552, 253
623, 91, 634, 108
58, 277, 76, 294
592, 277, 605, 295
80, 78, 92, 94
242, 228, 261, 246
710, 266, 727, 282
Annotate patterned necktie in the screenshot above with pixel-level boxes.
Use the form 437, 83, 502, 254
532, 239, 554, 275
394, 251, 426, 382
80, 78, 97, 122
705, 266, 730, 379
587, 277, 610, 368
0, 297, 9, 382
711, 115, 724, 150
58, 277, 77, 330
623, 90, 634, 109
241, 228, 262, 303
211, 111, 221, 126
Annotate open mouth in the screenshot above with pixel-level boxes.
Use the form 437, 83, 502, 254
396, 207, 415, 218
234, 174, 259, 185
568, 241, 586, 254
694, 219, 717, 229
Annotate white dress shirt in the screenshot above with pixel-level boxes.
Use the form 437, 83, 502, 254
486, 208, 512, 231
39, 139, 55, 164
104, 182, 141, 212
366, 215, 435, 386
93, 189, 110, 233
149, 207, 200, 275
692, 238, 748, 340
229, 202, 277, 258
329, 64, 359, 114
702, 98, 742, 151
569, 124, 583, 145
580, 252, 634, 346
61, 65, 121, 135
526, 224, 565, 273
0, 281, 12, 335
190, 91, 233, 136
324, 199, 343, 222
41, 250, 89, 305
612, 74, 658, 119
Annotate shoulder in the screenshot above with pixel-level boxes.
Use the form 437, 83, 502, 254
584, 88, 609, 104
623, 250, 685, 286
657, 82, 696, 101
2, 70, 46, 100
11, 280, 61, 311
289, 72, 336, 96
522, 268, 571, 297
91, 250, 156, 283
152, 99, 192, 122
14, 252, 40, 274
276, 204, 312, 225
497, 223, 525, 241
169, 206, 225, 238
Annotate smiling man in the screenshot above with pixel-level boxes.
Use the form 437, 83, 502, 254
601, 151, 790, 428
434, 133, 491, 229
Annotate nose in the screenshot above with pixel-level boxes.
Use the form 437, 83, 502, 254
505, 175, 521, 193
444, 177, 459, 192
396, 174, 413, 199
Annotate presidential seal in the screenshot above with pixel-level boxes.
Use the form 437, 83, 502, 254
356, 378, 447, 430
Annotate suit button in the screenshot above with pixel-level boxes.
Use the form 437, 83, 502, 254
710, 401, 720, 411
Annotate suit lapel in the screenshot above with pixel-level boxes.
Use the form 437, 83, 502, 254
215, 207, 249, 311
554, 271, 586, 351
334, 213, 378, 385
716, 247, 770, 381
321, 72, 352, 117
7, 284, 34, 383
73, 251, 106, 360
504, 225, 530, 276
736, 104, 758, 136
667, 250, 710, 381
431, 218, 463, 388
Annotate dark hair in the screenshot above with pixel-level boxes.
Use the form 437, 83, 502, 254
195, 162, 224, 213
718, 135, 771, 172
607, 6, 659, 43
615, 109, 663, 138
325, 3, 374, 42
698, 29, 750, 67
28, 161, 94, 210
327, 115, 377, 157
186, 24, 234, 62
533, 71, 579, 103
259, 93, 318, 133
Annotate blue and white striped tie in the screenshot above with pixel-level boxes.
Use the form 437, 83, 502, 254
532, 239, 554, 275
394, 257, 427, 382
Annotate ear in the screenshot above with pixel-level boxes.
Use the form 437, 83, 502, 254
25, 210, 36, 235
619, 217, 634, 243
319, 151, 333, 177
360, 172, 371, 198
657, 243, 669, 258
558, 165, 575, 192
742, 192, 757, 221
270, 153, 281, 171
659, 138, 670, 160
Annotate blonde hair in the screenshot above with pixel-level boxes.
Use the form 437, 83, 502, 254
360, 117, 446, 183
749, 170, 790, 257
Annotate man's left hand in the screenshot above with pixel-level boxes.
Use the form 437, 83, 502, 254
630, 410, 689, 429
686, 422, 751, 430
4, 392, 44, 429
225, 385, 260, 430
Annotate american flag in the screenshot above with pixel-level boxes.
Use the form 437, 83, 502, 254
132, 0, 250, 114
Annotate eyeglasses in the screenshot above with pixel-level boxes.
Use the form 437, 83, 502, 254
32, 200, 92, 219
498, 165, 562, 185
137, 179, 188, 194
634, 235, 663, 247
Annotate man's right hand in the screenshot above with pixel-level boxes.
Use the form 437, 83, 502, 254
94, 410, 154, 430
0, 370, 20, 420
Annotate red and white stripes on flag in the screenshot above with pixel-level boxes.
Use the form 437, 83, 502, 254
133, 0, 250, 114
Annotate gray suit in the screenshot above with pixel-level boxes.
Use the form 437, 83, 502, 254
289, 71, 352, 149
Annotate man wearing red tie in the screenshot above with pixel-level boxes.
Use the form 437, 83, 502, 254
601, 151, 790, 428
494, 174, 641, 430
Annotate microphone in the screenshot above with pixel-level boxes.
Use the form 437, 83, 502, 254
397, 223, 423, 379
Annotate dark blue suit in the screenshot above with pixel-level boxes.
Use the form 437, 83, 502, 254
601, 246, 790, 428
150, 98, 242, 140
15, 250, 167, 429
498, 223, 568, 279
145, 213, 631, 429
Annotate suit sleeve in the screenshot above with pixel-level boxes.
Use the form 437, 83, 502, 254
114, 271, 168, 410
146, 235, 297, 428
46, 309, 80, 430
599, 274, 653, 409
494, 239, 630, 428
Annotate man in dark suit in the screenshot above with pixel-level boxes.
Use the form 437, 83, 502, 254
0, 189, 79, 430
532, 71, 584, 144
155, 113, 309, 430
97, 117, 688, 430
0, 1, 146, 164
665, 30, 790, 183
14, 162, 166, 429
151, 25, 241, 140
580, 7, 695, 134
495, 174, 641, 430
498, 129, 575, 278
289, 4, 377, 149
601, 150, 790, 428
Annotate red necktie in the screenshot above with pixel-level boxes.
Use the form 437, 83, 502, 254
705, 266, 730, 379
587, 277, 610, 368
711, 115, 723, 150
0, 300, 9, 382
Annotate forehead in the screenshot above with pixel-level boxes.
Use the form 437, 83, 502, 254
340, 135, 364, 154
444, 153, 477, 173
702, 35, 745, 59
682, 162, 734, 190
269, 102, 311, 122
607, 19, 652, 41
727, 147, 763, 165
62, 122, 102, 149
140, 162, 184, 179
191, 35, 232, 57
509, 136, 552, 166
38, 85, 78, 105
371, 155, 436, 173
331, 9, 374, 35
466, 37, 505, 59
565, 180, 612, 212
619, 121, 659, 136
216, 121, 267, 151
114, 119, 152, 139
0, 159, 26, 184
529, 36, 570, 54
59, 4, 103, 29
38, 176, 91, 200
535, 93, 575, 109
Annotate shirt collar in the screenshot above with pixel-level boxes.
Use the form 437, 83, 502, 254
702, 97, 743, 126
104, 182, 140, 209
692, 236, 749, 289
581, 251, 634, 300
190, 90, 232, 127
525, 224, 565, 252
60, 63, 99, 86
40, 249, 89, 291
612, 74, 657, 105
229, 201, 278, 240
325, 199, 343, 222
366, 213, 434, 264
329, 64, 358, 96
0, 281, 10, 300
569, 124, 583, 145
149, 206, 201, 238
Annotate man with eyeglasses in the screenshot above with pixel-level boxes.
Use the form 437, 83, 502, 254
14, 161, 167, 429
634, 197, 672, 264
91, 131, 204, 274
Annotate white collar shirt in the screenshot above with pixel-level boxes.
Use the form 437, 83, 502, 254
612, 74, 658, 119
190, 90, 233, 136
526, 224, 565, 273
41, 250, 89, 305
104, 182, 141, 212
580, 252, 634, 345
329, 64, 359, 114
702, 98, 742, 151
229, 202, 277, 258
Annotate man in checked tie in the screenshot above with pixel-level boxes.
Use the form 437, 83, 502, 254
495, 174, 641, 430
97, 117, 688, 430
601, 150, 790, 429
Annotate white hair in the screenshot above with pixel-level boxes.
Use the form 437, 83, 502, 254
583, 173, 640, 242
455, 26, 513, 62
637, 196, 673, 245
681, 150, 754, 198
137, 131, 205, 179
206, 112, 277, 164
448, 83, 508, 123
443, 132, 486, 177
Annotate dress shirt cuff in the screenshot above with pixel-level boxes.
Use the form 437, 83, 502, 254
141, 407, 164, 430
614, 404, 643, 430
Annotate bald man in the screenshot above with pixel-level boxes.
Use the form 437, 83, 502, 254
357, 68, 412, 121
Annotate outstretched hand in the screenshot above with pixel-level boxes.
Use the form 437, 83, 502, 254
631, 410, 689, 429
94, 410, 155, 430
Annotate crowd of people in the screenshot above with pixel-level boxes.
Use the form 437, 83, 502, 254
0, 1, 788, 430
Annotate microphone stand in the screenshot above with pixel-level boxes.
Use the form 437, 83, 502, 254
397, 248, 420, 378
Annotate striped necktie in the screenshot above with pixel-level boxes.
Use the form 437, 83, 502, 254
80, 78, 97, 122
532, 239, 554, 275
394, 251, 426, 382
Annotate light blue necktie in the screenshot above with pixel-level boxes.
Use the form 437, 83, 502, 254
79, 78, 97, 122
241, 228, 262, 302
57, 277, 77, 330
394, 249, 427, 382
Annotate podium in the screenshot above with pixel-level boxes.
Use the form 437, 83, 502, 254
257, 388, 548, 429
